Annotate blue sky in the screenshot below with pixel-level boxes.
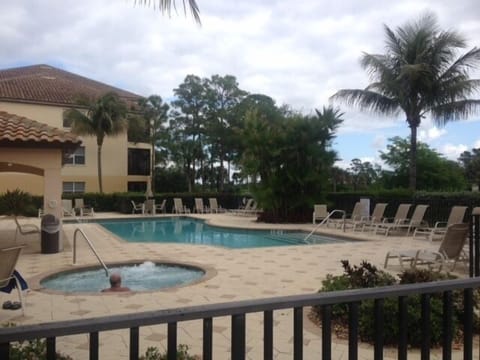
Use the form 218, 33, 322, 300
1, 1, 479, 169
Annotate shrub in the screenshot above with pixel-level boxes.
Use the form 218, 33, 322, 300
311, 261, 475, 347
140, 344, 199, 360
0, 189, 38, 217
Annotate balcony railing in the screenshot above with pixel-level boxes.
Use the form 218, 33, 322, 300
1, 276, 480, 360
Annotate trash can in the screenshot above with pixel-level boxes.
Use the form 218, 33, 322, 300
41, 214, 60, 254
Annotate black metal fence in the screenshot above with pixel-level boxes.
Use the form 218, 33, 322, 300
1, 215, 480, 359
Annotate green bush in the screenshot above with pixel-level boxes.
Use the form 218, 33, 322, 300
311, 261, 476, 347
140, 344, 199, 360
0, 189, 38, 217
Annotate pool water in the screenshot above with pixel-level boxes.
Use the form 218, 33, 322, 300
98, 217, 348, 249
41, 261, 204, 292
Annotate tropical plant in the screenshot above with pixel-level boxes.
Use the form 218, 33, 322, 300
0, 189, 36, 216
134, 0, 200, 24
379, 136, 467, 190
65, 92, 128, 193
332, 12, 480, 190
240, 106, 343, 222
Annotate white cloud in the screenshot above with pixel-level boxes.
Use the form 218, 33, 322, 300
418, 126, 447, 142
0, 0, 479, 162
441, 144, 468, 160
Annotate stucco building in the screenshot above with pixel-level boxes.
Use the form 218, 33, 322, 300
0, 64, 151, 196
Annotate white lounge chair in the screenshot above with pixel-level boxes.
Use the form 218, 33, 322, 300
356, 203, 388, 232
413, 206, 468, 241
385, 223, 469, 271
328, 202, 362, 229
62, 199, 76, 217
13, 216, 40, 244
374, 203, 412, 235
155, 199, 167, 214
312, 204, 328, 224
208, 198, 222, 213
173, 198, 190, 214
194, 198, 207, 213
131, 200, 145, 214
376, 204, 428, 236
74, 198, 94, 216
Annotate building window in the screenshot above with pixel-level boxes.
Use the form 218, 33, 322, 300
128, 148, 150, 175
63, 110, 73, 128
63, 182, 85, 194
128, 182, 147, 193
63, 147, 85, 165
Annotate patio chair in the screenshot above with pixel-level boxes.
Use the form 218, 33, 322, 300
376, 204, 428, 236
312, 204, 328, 224
356, 203, 388, 232
373, 203, 412, 235
384, 223, 469, 271
74, 198, 94, 216
0, 246, 27, 315
62, 199, 76, 217
173, 198, 190, 214
413, 206, 468, 241
144, 199, 156, 215
208, 198, 222, 213
328, 202, 362, 229
131, 200, 145, 214
194, 198, 207, 213
13, 216, 40, 244
155, 199, 167, 214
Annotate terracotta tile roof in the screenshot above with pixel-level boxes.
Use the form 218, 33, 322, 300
0, 111, 81, 147
0, 64, 142, 108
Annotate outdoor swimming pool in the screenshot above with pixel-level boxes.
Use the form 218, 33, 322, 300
97, 217, 350, 249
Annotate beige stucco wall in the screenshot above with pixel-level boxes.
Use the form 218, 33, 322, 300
0, 148, 62, 219
0, 101, 151, 194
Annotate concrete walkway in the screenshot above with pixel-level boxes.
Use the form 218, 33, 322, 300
0, 213, 469, 359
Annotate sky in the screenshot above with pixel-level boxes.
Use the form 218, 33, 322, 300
1, 1, 480, 169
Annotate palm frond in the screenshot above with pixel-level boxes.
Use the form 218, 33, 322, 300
134, 0, 201, 24
431, 99, 480, 126
331, 89, 400, 116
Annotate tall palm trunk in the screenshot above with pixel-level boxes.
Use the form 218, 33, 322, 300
408, 121, 418, 190
97, 140, 104, 193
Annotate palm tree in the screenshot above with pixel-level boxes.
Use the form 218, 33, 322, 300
65, 92, 128, 193
134, 0, 200, 24
331, 12, 480, 190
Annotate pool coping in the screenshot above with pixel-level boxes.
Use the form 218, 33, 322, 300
28, 259, 217, 296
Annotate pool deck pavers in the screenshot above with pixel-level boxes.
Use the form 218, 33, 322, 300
0, 213, 471, 359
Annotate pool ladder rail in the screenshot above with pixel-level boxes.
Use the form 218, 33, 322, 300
303, 209, 346, 244
73, 227, 110, 276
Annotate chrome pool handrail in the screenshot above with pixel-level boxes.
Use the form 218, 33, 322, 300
303, 209, 346, 243
73, 227, 109, 276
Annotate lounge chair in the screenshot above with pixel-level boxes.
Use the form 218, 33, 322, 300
13, 216, 40, 244
328, 202, 362, 229
376, 204, 428, 236
155, 199, 167, 214
131, 200, 145, 214
144, 199, 156, 215
384, 223, 469, 271
62, 199, 76, 217
355, 203, 388, 232
208, 198, 223, 213
74, 198, 94, 216
194, 198, 207, 213
413, 206, 468, 241
373, 203, 412, 235
173, 198, 190, 214
0, 246, 27, 315
312, 204, 328, 224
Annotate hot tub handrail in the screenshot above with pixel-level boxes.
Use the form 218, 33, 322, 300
303, 209, 346, 243
73, 227, 109, 276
